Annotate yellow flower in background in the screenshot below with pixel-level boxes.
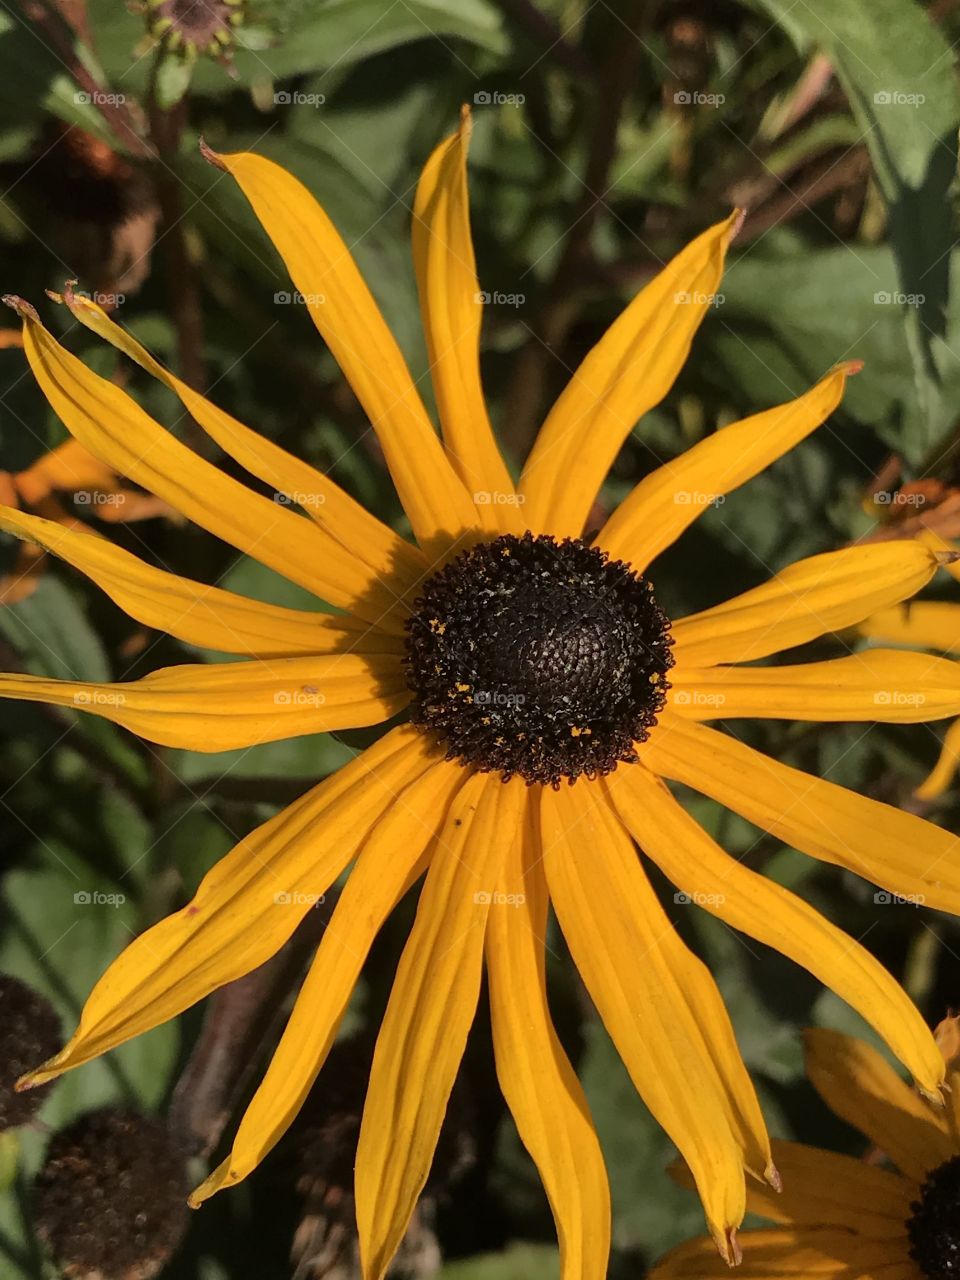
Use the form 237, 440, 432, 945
651, 1017, 960, 1279
859, 546, 960, 801
3, 108, 960, 1276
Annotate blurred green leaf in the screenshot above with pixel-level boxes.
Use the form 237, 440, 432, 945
754, 0, 960, 462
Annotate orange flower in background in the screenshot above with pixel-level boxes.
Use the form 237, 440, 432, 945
0, 330, 168, 604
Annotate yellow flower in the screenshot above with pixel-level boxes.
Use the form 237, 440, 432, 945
3, 108, 960, 1277
651, 1017, 960, 1279
859, 541, 960, 801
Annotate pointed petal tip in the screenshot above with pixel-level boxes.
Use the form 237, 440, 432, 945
840, 358, 864, 376
198, 136, 227, 171
2, 295, 38, 322
15, 1065, 53, 1092
765, 1161, 783, 1193
727, 208, 746, 244
935, 550, 960, 566
715, 1225, 742, 1267
188, 1161, 233, 1208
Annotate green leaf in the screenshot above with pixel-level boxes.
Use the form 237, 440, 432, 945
753, 0, 960, 461
0, 576, 109, 683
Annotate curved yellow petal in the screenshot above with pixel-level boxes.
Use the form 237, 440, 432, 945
0, 654, 407, 751
355, 771, 523, 1280
56, 286, 427, 597
0, 504, 397, 657
804, 1027, 952, 1182
22, 727, 433, 1087
651, 1225, 910, 1278
670, 650, 960, 723
644, 711, 960, 916
606, 762, 945, 1100
601, 364, 856, 569
916, 717, 960, 800
860, 600, 960, 655
540, 782, 745, 1264
486, 794, 611, 1280
519, 212, 740, 537
412, 109, 519, 533
670, 542, 943, 668
8, 300, 404, 626
204, 146, 479, 554
191, 758, 464, 1206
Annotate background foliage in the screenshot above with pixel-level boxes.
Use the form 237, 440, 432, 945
1, 0, 960, 1276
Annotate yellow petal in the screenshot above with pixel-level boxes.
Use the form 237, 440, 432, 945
600, 365, 855, 569
519, 212, 739, 537
355, 772, 523, 1280
0, 654, 407, 751
412, 108, 519, 533
204, 146, 479, 554
9, 300, 404, 626
670, 1139, 912, 1235
747, 1141, 911, 1234
191, 757, 465, 1205
804, 1027, 952, 1181
860, 600, 960, 655
22, 727, 433, 1086
56, 286, 427, 597
540, 781, 745, 1264
651, 1225, 910, 1278
486, 794, 611, 1280
670, 650, 960, 723
916, 717, 960, 800
670, 542, 942, 668
645, 711, 960, 916
607, 762, 945, 1100
0, 503, 397, 656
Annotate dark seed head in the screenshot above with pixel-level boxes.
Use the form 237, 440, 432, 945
908, 1154, 960, 1278
404, 532, 674, 786
0, 974, 61, 1130
33, 1106, 189, 1280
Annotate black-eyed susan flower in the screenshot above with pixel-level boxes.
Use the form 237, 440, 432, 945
651, 1016, 960, 1279
4, 107, 960, 1277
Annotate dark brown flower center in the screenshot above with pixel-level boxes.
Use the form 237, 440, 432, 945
404, 532, 674, 786
908, 1154, 960, 1278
